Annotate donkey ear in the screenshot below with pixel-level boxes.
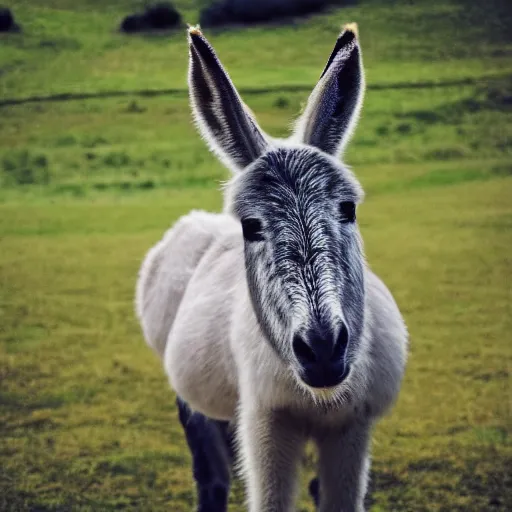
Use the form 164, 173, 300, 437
188, 27, 269, 172
293, 24, 365, 157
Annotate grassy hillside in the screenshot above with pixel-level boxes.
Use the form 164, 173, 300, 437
0, 0, 511, 510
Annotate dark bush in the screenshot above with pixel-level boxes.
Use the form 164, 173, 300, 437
145, 2, 181, 29
120, 2, 181, 33
199, 2, 231, 27
121, 14, 146, 33
2, 151, 50, 186
103, 151, 131, 167
0, 6, 20, 32
200, 0, 349, 27
273, 96, 290, 109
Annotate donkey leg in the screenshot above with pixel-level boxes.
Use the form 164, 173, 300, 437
238, 407, 306, 512
176, 397, 233, 512
309, 476, 320, 508
315, 421, 371, 512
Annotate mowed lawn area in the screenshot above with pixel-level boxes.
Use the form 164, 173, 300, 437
0, 0, 511, 510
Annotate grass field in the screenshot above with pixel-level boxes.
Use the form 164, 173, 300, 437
0, 0, 511, 510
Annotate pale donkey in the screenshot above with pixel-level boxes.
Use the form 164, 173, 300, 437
136, 23, 408, 512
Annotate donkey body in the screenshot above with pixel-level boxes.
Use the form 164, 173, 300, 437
136, 25, 407, 512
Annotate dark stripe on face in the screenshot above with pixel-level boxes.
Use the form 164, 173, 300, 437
233, 147, 365, 362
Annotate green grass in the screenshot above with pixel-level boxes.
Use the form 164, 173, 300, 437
0, 0, 511, 510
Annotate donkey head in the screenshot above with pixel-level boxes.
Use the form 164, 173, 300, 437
188, 26, 366, 391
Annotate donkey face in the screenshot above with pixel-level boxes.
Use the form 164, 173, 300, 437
188, 26, 366, 390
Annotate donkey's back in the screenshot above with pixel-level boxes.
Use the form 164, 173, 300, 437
135, 210, 235, 358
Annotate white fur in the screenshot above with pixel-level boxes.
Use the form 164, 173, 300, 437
136, 210, 407, 511
136, 26, 408, 512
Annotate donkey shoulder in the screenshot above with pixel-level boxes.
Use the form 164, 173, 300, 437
363, 270, 408, 416
135, 210, 236, 358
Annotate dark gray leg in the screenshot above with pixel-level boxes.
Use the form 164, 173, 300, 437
309, 476, 320, 508
315, 421, 371, 512
176, 397, 234, 512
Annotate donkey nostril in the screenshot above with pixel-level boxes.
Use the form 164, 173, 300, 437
331, 322, 349, 361
293, 335, 317, 364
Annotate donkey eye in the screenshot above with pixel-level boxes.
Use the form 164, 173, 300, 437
241, 218, 265, 242
339, 201, 356, 223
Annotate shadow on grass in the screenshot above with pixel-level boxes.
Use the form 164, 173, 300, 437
1, 450, 508, 511
366, 450, 511, 511
391, 76, 512, 130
